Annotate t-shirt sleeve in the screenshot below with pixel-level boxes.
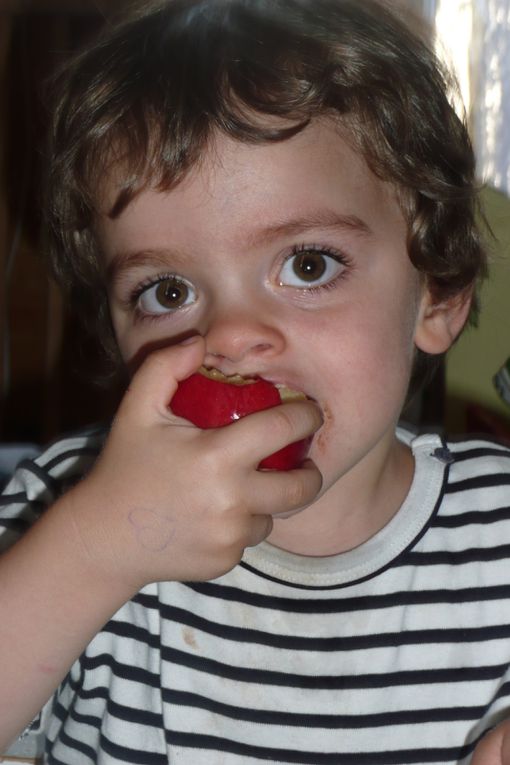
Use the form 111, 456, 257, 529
0, 428, 105, 553
0, 462, 49, 553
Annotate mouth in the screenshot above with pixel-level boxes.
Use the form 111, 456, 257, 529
200, 366, 308, 403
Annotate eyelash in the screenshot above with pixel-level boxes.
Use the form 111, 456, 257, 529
129, 273, 174, 304
127, 272, 184, 323
283, 243, 351, 293
125, 243, 352, 322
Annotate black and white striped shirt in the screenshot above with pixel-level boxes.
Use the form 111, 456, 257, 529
2, 427, 510, 764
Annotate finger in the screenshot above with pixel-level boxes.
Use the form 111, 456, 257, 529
245, 514, 274, 548
121, 336, 205, 423
472, 726, 505, 765
215, 399, 324, 465
248, 460, 323, 516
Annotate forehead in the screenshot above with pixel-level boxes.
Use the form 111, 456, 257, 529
97, 119, 407, 257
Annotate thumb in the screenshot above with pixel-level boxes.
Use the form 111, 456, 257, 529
120, 335, 205, 423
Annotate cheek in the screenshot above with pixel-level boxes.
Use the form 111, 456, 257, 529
109, 309, 172, 371
362, 274, 422, 371
357, 298, 420, 398
110, 319, 134, 364
109, 313, 150, 373
314, 289, 421, 424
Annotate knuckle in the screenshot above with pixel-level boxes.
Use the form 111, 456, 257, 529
271, 406, 296, 436
283, 470, 322, 509
282, 477, 308, 508
214, 522, 245, 565
215, 517, 240, 548
200, 435, 229, 473
143, 347, 168, 375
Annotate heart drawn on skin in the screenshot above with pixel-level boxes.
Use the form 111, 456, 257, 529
128, 508, 176, 553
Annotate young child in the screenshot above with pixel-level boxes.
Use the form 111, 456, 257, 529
1, 0, 510, 762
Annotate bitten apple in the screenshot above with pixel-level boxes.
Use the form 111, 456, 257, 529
170, 367, 312, 470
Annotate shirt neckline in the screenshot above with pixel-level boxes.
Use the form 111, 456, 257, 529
241, 432, 448, 589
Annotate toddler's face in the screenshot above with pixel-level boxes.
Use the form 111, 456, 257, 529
97, 119, 429, 493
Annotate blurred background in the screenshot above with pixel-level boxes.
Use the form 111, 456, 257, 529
1, 0, 127, 446
0, 0, 509, 450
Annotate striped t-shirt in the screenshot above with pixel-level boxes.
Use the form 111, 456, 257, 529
2, 427, 510, 764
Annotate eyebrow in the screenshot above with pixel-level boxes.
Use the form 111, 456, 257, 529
245, 210, 373, 248
106, 209, 372, 282
106, 249, 189, 285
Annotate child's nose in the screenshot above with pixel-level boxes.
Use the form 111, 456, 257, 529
203, 307, 286, 370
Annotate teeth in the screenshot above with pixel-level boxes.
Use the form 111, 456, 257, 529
199, 366, 306, 400
275, 384, 306, 402
199, 366, 256, 385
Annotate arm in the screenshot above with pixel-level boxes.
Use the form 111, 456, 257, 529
0, 336, 323, 748
0, 488, 138, 749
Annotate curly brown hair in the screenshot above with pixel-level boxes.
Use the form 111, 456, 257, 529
44, 0, 488, 384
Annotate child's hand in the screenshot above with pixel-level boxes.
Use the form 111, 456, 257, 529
471, 721, 510, 765
72, 336, 323, 592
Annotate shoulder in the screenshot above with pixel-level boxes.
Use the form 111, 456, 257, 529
31, 424, 106, 481
7, 423, 106, 494
401, 426, 510, 517
424, 434, 510, 528
0, 424, 106, 550
445, 435, 510, 483
400, 432, 510, 573
401, 425, 510, 479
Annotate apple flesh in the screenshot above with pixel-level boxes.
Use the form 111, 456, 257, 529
170, 368, 312, 470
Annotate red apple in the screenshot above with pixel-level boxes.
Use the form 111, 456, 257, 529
170, 368, 312, 470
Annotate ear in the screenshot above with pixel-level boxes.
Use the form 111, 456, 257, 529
414, 287, 473, 355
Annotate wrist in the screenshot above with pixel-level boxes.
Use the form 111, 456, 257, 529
50, 480, 143, 603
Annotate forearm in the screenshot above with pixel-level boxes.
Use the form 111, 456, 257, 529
0, 342, 324, 749
0, 486, 136, 750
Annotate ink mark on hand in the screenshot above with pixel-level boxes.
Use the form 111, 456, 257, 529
128, 508, 175, 552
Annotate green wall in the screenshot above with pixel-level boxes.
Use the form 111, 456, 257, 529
445, 186, 510, 431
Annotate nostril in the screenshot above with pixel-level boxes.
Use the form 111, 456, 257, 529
205, 344, 273, 366
204, 316, 286, 367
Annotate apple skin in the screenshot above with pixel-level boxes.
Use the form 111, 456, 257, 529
170, 372, 311, 470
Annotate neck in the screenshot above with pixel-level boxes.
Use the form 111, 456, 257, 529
266, 436, 415, 557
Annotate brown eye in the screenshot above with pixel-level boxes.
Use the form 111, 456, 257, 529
155, 278, 189, 308
279, 249, 346, 289
293, 252, 327, 282
138, 275, 197, 314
